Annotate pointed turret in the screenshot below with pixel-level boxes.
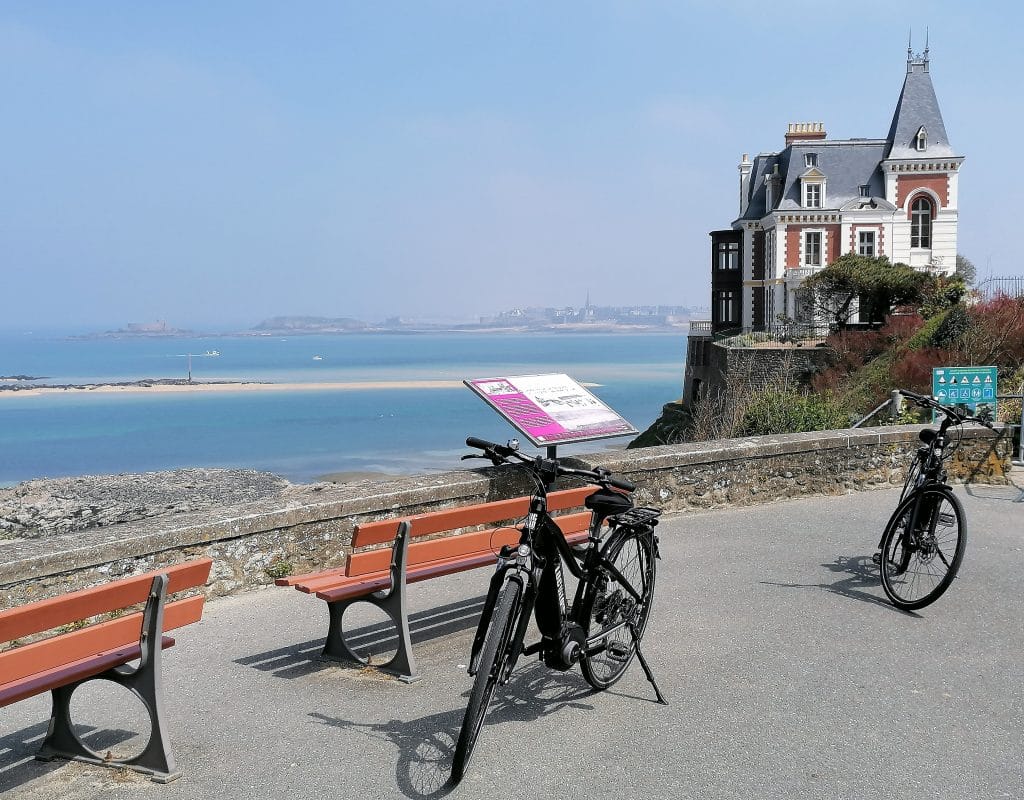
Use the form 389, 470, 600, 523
886, 44, 955, 158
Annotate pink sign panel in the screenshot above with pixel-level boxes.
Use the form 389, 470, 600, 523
465, 373, 638, 447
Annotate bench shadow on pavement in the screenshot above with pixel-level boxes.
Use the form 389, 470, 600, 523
235, 595, 487, 679
310, 661, 594, 799
761, 554, 914, 613
0, 722, 137, 793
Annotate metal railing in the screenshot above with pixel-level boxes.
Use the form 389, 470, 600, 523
977, 276, 1024, 300
853, 388, 1024, 466
714, 323, 832, 345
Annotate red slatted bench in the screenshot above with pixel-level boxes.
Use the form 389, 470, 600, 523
277, 487, 596, 682
0, 558, 213, 783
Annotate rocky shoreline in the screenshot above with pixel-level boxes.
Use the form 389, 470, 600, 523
0, 468, 301, 540
0, 378, 256, 393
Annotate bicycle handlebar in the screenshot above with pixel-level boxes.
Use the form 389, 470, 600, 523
898, 389, 994, 429
464, 436, 637, 492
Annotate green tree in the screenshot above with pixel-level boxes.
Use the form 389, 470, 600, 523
954, 253, 977, 286
801, 254, 929, 328
919, 273, 967, 318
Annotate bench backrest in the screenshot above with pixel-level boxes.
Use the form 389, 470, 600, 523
0, 558, 212, 688
346, 487, 595, 577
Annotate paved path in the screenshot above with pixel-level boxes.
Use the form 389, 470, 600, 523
2, 485, 1022, 800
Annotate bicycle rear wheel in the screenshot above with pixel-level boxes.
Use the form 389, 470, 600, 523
580, 525, 657, 691
879, 486, 966, 611
451, 578, 524, 784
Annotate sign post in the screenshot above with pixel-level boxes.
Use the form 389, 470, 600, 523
464, 373, 638, 461
932, 366, 998, 419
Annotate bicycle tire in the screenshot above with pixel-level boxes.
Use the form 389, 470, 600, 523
450, 579, 524, 784
879, 486, 966, 610
580, 525, 657, 691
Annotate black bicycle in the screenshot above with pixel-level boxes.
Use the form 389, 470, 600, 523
450, 437, 665, 784
875, 389, 994, 610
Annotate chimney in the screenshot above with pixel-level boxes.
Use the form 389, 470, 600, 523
738, 153, 752, 216
785, 122, 827, 146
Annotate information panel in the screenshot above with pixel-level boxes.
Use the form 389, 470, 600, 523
932, 365, 998, 417
465, 373, 638, 447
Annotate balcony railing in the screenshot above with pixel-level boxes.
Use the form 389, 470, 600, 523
785, 267, 819, 283
688, 320, 713, 333
713, 323, 832, 345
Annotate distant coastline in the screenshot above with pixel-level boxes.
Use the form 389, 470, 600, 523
68, 322, 692, 341
58, 307, 702, 341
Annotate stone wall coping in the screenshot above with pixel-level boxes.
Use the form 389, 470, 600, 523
582, 424, 999, 473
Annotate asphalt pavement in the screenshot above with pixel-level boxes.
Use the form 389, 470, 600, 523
2, 484, 1022, 800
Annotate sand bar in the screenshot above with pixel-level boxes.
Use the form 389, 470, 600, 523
0, 380, 468, 398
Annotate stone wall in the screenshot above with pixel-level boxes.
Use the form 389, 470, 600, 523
706, 340, 835, 393
0, 425, 1013, 608
683, 337, 835, 409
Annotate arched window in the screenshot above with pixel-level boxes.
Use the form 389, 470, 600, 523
911, 196, 932, 248
915, 126, 927, 151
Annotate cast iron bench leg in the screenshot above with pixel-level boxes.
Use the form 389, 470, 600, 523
36, 574, 182, 783
321, 521, 420, 683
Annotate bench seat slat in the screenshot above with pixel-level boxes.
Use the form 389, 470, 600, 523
0, 559, 212, 645
0, 636, 176, 708
275, 565, 347, 588
0, 595, 205, 687
312, 525, 593, 603
351, 486, 594, 547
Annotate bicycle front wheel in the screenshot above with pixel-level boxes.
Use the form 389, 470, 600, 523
451, 578, 524, 784
879, 486, 966, 610
580, 525, 657, 691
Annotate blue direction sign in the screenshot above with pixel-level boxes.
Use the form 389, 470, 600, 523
932, 366, 998, 418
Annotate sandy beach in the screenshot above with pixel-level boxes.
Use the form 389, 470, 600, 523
0, 379, 468, 398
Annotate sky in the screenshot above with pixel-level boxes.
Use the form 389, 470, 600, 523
2, 1, 1022, 333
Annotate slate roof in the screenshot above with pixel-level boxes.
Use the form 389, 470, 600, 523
886, 59, 956, 159
738, 141, 890, 221
735, 55, 957, 224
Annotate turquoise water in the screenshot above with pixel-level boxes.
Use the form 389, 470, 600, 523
0, 332, 686, 484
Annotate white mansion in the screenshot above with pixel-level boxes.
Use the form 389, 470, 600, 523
682, 46, 964, 405
707, 46, 962, 334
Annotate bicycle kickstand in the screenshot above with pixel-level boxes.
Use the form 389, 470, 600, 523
628, 622, 668, 705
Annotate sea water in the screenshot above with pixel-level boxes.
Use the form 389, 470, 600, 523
0, 332, 687, 484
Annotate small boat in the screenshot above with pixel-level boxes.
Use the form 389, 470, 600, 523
204, 350, 220, 357
312, 355, 323, 361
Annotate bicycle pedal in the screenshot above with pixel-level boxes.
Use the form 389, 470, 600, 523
606, 642, 631, 662
936, 513, 955, 526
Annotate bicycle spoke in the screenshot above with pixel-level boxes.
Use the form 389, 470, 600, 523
581, 527, 657, 690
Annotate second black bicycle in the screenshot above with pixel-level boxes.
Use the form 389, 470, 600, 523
875, 389, 994, 610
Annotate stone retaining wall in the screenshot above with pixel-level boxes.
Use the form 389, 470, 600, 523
0, 425, 1013, 608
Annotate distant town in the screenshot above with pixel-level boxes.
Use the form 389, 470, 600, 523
74, 303, 706, 339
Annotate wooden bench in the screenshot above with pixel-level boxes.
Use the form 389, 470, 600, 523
0, 558, 213, 783
277, 487, 596, 682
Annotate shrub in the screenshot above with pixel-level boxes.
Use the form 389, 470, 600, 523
737, 388, 851, 436
265, 560, 293, 580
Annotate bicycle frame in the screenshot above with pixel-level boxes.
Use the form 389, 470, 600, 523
468, 486, 646, 680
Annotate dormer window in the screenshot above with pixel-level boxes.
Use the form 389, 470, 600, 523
915, 126, 927, 152
805, 153, 818, 168
804, 182, 822, 208
860, 184, 870, 197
